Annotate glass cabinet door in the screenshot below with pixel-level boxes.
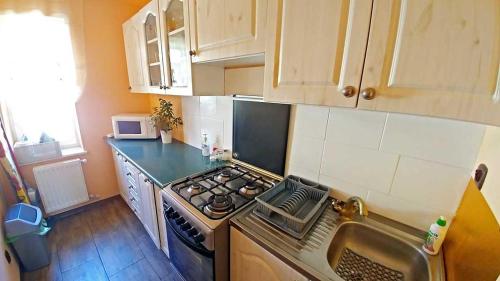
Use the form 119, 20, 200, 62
144, 13, 162, 88
163, 0, 189, 89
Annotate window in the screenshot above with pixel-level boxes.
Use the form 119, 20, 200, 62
0, 12, 82, 149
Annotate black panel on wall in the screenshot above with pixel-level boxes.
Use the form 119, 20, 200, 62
232, 100, 290, 176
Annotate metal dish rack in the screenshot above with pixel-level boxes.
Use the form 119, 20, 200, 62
253, 175, 329, 239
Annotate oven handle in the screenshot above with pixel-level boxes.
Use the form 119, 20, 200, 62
163, 212, 214, 258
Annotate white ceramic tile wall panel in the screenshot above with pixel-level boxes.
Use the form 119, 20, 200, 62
294, 105, 329, 140
319, 174, 369, 201
366, 191, 453, 230
182, 115, 201, 148
215, 97, 233, 149
200, 118, 224, 149
327, 108, 388, 149
289, 136, 324, 174
321, 143, 399, 193
199, 96, 217, 117
380, 113, 485, 169
288, 163, 320, 182
181, 96, 200, 115
390, 157, 471, 212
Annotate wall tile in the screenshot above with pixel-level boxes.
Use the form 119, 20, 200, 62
199, 96, 217, 117
327, 108, 387, 149
381, 113, 485, 169
200, 118, 224, 149
288, 136, 324, 174
181, 97, 200, 116
319, 174, 369, 201
216, 97, 233, 149
287, 163, 319, 182
321, 143, 399, 193
390, 157, 470, 212
293, 105, 329, 140
366, 191, 453, 230
181, 115, 201, 148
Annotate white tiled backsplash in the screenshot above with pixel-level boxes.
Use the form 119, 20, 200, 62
288, 105, 485, 230
182, 97, 486, 230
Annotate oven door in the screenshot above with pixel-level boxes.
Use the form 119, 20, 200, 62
164, 205, 214, 281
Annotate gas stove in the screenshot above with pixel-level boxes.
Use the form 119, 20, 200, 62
170, 164, 276, 220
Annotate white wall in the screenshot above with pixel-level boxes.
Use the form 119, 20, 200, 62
182, 97, 486, 230
475, 125, 500, 221
288, 105, 485, 230
181, 96, 233, 150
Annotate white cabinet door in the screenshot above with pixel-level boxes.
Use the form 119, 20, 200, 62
155, 185, 169, 257
263, 0, 373, 107
358, 0, 500, 125
111, 150, 130, 206
188, 0, 268, 63
139, 173, 161, 249
123, 18, 149, 93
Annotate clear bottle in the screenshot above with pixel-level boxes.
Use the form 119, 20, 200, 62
201, 134, 210, 157
423, 216, 447, 255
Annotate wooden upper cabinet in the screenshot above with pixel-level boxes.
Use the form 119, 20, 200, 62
263, 0, 373, 107
188, 0, 268, 63
123, 18, 149, 93
358, 0, 500, 125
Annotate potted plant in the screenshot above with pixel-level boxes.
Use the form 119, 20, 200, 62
150, 98, 183, 144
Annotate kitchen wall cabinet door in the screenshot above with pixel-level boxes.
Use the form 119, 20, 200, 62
358, 0, 500, 125
263, 0, 373, 107
123, 0, 167, 94
188, 0, 268, 63
230, 228, 308, 281
138, 173, 161, 249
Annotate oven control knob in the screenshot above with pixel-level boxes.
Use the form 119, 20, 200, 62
193, 233, 205, 243
171, 211, 180, 219
165, 207, 174, 215
180, 222, 191, 231
175, 217, 185, 225
187, 228, 198, 237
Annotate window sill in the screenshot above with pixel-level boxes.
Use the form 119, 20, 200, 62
18, 147, 87, 167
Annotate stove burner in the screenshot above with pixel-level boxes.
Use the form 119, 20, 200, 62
214, 169, 232, 182
204, 194, 234, 216
239, 181, 264, 197
186, 184, 205, 195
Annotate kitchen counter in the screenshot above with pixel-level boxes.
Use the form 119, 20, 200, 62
107, 138, 227, 187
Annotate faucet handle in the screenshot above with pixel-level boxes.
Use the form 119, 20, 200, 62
331, 199, 345, 213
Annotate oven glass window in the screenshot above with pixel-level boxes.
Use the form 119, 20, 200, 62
117, 121, 142, 134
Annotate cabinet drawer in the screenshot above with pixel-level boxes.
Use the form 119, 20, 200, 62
129, 187, 141, 202
130, 199, 142, 216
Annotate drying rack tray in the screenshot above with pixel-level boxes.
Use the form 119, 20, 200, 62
253, 175, 329, 239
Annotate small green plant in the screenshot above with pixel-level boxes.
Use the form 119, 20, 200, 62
150, 98, 183, 132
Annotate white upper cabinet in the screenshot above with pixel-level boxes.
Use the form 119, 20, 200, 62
263, 0, 373, 107
358, 0, 500, 125
188, 0, 268, 63
123, 18, 149, 93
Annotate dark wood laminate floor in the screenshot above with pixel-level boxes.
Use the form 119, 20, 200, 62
22, 197, 183, 281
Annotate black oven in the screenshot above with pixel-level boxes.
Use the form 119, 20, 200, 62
163, 201, 215, 281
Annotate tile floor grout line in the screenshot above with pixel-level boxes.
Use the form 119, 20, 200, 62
83, 206, 111, 281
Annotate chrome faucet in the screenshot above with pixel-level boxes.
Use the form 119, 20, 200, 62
332, 196, 368, 220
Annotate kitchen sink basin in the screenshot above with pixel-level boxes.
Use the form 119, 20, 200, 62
327, 221, 430, 281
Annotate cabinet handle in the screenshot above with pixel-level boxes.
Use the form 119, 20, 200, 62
361, 88, 376, 100
189, 50, 197, 56
341, 86, 356, 98
128, 86, 132, 90
126, 172, 131, 176
128, 185, 133, 189
144, 178, 150, 183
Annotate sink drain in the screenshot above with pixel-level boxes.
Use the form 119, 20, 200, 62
335, 248, 404, 281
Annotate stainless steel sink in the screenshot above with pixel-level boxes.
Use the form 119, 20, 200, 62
327, 221, 430, 281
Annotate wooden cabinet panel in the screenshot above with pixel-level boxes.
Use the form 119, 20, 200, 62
111, 150, 130, 205
230, 228, 308, 281
358, 0, 500, 125
123, 19, 148, 93
263, 0, 373, 107
139, 173, 161, 249
188, 0, 267, 62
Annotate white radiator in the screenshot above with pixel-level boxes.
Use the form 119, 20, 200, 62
33, 158, 89, 214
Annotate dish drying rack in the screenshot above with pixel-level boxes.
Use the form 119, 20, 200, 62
253, 175, 329, 239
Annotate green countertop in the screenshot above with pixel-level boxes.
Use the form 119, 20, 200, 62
107, 138, 227, 187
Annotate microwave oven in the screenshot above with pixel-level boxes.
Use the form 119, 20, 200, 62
111, 114, 159, 139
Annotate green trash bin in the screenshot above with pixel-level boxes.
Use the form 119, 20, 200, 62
4, 203, 51, 271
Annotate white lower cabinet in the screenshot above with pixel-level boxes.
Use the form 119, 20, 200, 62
230, 227, 308, 281
111, 149, 160, 249
155, 184, 169, 257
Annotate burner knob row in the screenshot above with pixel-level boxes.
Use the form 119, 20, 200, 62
163, 203, 205, 243
175, 217, 185, 225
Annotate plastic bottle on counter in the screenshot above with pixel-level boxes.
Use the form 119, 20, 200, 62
422, 216, 447, 255
201, 133, 210, 157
